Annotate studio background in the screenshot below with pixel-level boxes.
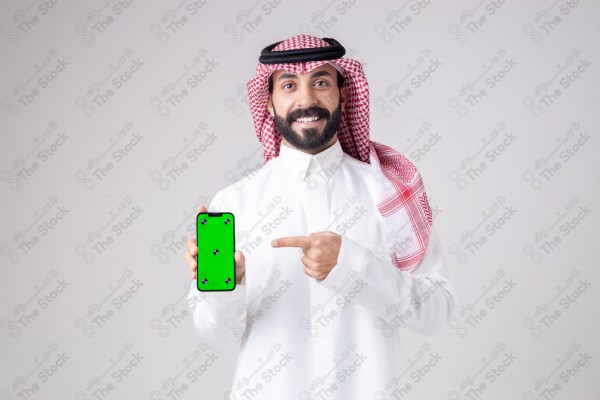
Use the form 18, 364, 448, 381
1, 1, 598, 398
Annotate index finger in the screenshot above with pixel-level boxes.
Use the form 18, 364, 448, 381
271, 236, 312, 249
196, 203, 207, 214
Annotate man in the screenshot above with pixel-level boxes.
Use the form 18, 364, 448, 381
185, 35, 455, 399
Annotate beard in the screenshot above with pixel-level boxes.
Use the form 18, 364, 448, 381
272, 98, 342, 152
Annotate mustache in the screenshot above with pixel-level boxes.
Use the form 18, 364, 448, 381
286, 106, 330, 124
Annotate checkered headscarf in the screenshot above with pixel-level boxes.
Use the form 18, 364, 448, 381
247, 35, 432, 272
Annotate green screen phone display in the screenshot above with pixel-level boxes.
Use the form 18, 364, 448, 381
196, 212, 236, 292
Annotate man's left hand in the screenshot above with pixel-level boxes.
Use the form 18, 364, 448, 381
271, 231, 341, 281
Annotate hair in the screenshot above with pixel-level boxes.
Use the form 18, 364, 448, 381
268, 69, 344, 94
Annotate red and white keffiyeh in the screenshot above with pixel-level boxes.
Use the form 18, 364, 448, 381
246, 35, 433, 272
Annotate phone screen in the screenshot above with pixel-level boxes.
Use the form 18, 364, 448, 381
196, 212, 236, 291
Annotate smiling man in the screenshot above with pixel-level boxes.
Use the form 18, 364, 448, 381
268, 63, 347, 154
185, 35, 456, 399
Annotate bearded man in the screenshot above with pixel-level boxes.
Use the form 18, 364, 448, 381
185, 35, 455, 399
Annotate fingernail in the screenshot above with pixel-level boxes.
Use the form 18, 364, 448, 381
271, 240, 278, 247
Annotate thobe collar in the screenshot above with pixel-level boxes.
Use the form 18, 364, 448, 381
278, 138, 344, 182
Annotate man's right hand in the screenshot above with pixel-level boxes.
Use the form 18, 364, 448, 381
185, 203, 246, 285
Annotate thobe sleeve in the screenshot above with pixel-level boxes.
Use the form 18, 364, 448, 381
187, 190, 248, 353
318, 225, 456, 335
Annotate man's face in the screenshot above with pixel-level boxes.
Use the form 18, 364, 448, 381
267, 63, 347, 153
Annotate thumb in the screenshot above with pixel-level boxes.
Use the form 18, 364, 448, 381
234, 250, 245, 269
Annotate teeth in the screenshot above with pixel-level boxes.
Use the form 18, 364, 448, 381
296, 116, 320, 123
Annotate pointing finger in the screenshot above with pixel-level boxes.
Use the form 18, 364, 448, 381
271, 236, 312, 249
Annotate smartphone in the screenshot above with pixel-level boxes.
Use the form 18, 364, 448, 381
196, 212, 236, 292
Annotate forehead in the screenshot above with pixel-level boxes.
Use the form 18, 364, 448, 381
271, 63, 337, 80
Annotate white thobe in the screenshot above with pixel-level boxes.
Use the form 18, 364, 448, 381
188, 138, 456, 399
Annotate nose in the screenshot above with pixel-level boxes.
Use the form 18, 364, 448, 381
296, 83, 317, 108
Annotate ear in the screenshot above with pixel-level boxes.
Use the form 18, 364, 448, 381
267, 96, 274, 117
340, 86, 350, 112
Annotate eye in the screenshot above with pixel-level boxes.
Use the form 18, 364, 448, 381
314, 80, 328, 87
281, 82, 294, 90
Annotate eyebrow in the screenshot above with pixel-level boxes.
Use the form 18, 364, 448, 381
276, 70, 333, 81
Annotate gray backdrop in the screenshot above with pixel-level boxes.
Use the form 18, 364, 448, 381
1, 1, 599, 399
